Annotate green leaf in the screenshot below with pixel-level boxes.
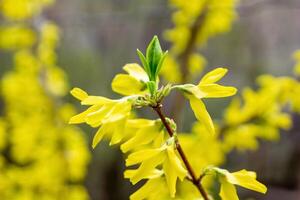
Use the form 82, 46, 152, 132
137, 49, 150, 76
137, 36, 167, 83
155, 50, 168, 78
146, 35, 163, 81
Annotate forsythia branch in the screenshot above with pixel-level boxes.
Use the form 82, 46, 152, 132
152, 103, 210, 200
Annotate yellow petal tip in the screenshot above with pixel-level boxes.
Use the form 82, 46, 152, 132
70, 87, 88, 101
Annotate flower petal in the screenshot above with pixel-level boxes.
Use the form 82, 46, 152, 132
163, 155, 177, 197
231, 170, 267, 194
188, 96, 215, 134
213, 167, 267, 197
121, 125, 160, 153
123, 63, 149, 82
126, 119, 155, 129
109, 118, 126, 145
200, 68, 228, 85
124, 169, 163, 180
86, 104, 113, 127
92, 124, 108, 148
129, 178, 165, 200
126, 147, 165, 166
112, 74, 145, 96
81, 96, 113, 105
70, 87, 88, 101
163, 146, 187, 197
102, 101, 131, 123
69, 105, 101, 124
128, 154, 165, 184
219, 177, 239, 200
199, 84, 237, 98
166, 146, 187, 181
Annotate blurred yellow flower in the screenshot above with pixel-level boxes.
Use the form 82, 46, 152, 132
0, 0, 90, 198
1, 0, 53, 20
0, 26, 36, 49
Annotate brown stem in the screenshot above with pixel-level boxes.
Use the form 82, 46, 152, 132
198, 172, 206, 183
152, 103, 210, 200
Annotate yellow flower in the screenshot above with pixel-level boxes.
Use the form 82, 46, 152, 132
112, 63, 149, 96
211, 167, 267, 200
120, 119, 163, 153
0, 0, 90, 198
222, 77, 295, 152
175, 68, 237, 134
1, 0, 53, 20
69, 87, 132, 147
188, 53, 206, 79
0, 26, 36, 50
188, 68, 237, 99
125, 138, 187, 197
160, 55, 182, 83
163, 142, 187, 197
165, 0, 237, 54
125, 146, 166, 184
129, 177, 169, 200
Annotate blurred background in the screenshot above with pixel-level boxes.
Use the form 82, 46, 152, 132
0, 0, 300, 199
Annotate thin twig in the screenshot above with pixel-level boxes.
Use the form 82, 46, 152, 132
152, 103, 210, 200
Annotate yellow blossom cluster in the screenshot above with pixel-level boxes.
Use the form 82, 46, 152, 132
71, 49, 267, 199
67, 0, 278, 191
161, 0, 238, 83
140, 1, 300, 199
0, 0, 90, 199
221, 68, 300, 151
1, 0, 53, 20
